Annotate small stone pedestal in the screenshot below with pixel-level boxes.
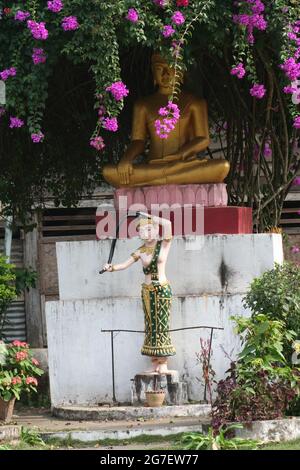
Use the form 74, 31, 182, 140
131, 371, 188, 406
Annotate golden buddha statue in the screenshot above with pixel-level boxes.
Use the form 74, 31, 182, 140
103, 54, 230, 188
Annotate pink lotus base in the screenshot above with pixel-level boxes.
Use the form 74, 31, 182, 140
114, 184, 228, 210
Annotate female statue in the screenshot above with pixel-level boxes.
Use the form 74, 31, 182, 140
102, 213, 175, 374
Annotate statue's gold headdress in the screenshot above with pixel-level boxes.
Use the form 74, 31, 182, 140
151, 53, 168, 66
137, 217, 156, 229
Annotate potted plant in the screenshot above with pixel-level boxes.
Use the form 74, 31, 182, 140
0, 340, 44, 422
145, 375, 166, 407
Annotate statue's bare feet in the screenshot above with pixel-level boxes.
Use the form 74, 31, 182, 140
156, 363, 169, 374
142, 358, 160, 374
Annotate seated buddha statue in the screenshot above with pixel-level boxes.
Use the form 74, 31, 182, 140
103, 54, 230, 188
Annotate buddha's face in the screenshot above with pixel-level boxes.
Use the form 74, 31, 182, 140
152, 61, 176, 89
138, 223, 159, 241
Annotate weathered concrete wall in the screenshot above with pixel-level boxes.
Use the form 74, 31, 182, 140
46, 234, 283, 407
56, 234, 283, 300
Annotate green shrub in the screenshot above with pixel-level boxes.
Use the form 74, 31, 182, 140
243, 262, 300, 361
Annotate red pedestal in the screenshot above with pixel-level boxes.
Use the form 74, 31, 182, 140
204, 206, 253, 235
95, 206, 253, 239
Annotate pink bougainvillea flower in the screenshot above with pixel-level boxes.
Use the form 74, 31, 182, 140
172, 11, 185, 25
14, 11, 30, 21
283, 85, 297, 94
155, 101, 180, 139
0, 67, 16, 81
32, 358, 40, 366
250, 83, 266, 99
32, 48, 47, 65
90, 136, 105, 151
9, 117, 24, 128
31, 132, 45, 143
291, 245, 300, 254
103, 117, 118, 132
61, 16, 79, 31
263, 143, 272, 158
293, 116, 300, 129
177, 0, 189, 6
230, 63, 246, 79
280, 57, 300, 81
27, 20, 49, 40
106, 81, 129, 101
126, 8, 139, 23
162, 25, 175, 38
47, 0, 64, 13
293, 176, 300, 185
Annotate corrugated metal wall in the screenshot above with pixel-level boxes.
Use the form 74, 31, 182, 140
0, 237, 27, 342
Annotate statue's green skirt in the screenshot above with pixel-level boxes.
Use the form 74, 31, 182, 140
141, 281, 176, 357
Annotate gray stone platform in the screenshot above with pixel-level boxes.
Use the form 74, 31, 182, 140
52, 403, 211, 421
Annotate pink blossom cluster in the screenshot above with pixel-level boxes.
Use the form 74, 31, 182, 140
253, 142, 271, 161
155, 101, 180, 139
26, 377, 38, 386
263, 141, 272, 158
280, 57, 300, 81
0, 67, 16, 81
293, 176, 300, 185
27, 20, 49, 40
14, 10, 30, 21
32, 48, 46, 65
47, 0, 64, 13
90, 136, 105, 151
103, 117, 118, 132
230, 63, 246, 79
31, 132, 45, 143
106, 81, 129, 101
172, 11, 185, 26
11, 376, 22, 385
293, 116, 300, 129
291, 245, 300, 254
62, 16, 79, 31
233, 0, 267, 44
15, 350, 28, 361
12, 340, 29, 348
9, 117, 24, 128
126, 8, 139, 23
177, 0, 189, 5
250, 83, 266, 99
279, 22, 300, 126
32, 358, 40, 366
162, 25, 175, 38
162, 10, 185, 38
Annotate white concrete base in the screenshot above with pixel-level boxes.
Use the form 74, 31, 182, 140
46, 234, 283, 407
235, 417, 300, 443
46, 294, 248, 406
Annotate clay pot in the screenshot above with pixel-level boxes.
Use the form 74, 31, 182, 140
145, 390, 165, 407
0, 397, 16, 423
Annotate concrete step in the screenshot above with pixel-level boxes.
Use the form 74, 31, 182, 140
40, 416, 208, 443
52, 403, 211, 421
